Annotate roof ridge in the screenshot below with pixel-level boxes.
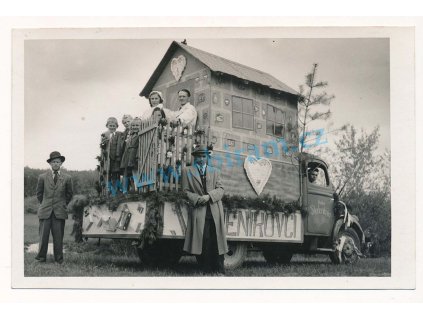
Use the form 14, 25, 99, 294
178, 42, 271, 77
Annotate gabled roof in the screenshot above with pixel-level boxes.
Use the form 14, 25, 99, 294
140, 41, 298, 97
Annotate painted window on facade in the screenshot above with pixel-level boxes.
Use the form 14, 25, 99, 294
266, 104, 285, 137
232, 96, 254, 130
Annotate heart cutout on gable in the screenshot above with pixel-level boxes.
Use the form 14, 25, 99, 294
244, 156, 272, 196
170, 55, 187, 81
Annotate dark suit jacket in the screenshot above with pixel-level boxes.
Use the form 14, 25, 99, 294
36, 171, 74, 220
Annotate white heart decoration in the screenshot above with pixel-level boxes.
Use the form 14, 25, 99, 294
170, 55, 187, 81
244, 156, 272, 195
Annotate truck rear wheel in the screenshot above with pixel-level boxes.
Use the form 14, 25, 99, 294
330, 227, 361, 264
137, 239, 183, 268
224, 242, 247, 270
262, 248, 293, 265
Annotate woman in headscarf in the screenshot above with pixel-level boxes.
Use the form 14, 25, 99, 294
141, 91, 175, 121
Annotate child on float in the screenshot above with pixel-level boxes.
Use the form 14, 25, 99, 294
121, 114, 133, 146
100, 117, 124, 194
120, 117, 142, 194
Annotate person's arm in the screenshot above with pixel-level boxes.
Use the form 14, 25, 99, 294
182, 167, 201, 206
36, 175, 44, 204
207, 169, 224, 203
177, 105, 197, 126
100, 132, 109, 149
65, 176, 74, 205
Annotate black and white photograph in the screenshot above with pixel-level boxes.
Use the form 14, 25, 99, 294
8, 24, 416, 292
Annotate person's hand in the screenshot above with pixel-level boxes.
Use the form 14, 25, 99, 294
197, 195, 210, 205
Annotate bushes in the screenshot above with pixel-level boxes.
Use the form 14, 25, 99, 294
343, 190, 391, 256
24, 196, 39, 214
24, 167, 98, 197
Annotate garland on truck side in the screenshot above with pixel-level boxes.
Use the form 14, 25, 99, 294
222, 194, 300, 219
138, 191, 191, 249
87, 191, 300, 248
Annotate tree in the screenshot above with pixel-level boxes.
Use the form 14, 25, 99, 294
327, 125, 391, 255
329, 125, 383, 197
298, 63, 335, 153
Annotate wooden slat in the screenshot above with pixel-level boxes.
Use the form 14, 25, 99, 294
151, 125, 158, 191
175, 125, 181, 191
158, 126, 164, 191
169, 126, 175, 191
186, 125, 192, 166
163, 125, 170, 191
182, 127, 188, 169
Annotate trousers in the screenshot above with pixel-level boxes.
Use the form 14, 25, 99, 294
36, 212, 65, 262
198, 209, 225, 274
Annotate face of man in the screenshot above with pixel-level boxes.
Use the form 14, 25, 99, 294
49, 158, 63, 171
150, 94, 161, 107
309, 170, 318, 183
178, 91, 189, 106
194, 154, 208, 167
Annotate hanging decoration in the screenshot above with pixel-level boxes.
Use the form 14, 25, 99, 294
170, 55, 187, 81
244, 155, 272, 195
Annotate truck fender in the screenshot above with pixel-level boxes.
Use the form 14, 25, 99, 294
349, 215, 365, 245
332, 216, 365, 246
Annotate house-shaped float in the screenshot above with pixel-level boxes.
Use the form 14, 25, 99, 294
140, 41, 300, 200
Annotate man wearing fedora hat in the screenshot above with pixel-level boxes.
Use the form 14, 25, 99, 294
182, 144, 228, 275
35, 151, 73, 264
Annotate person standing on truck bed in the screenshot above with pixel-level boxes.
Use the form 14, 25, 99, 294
35, 151, 73, 264
100, 117, 125, 194
173, 89, 197, 128
182, 144, 228, 275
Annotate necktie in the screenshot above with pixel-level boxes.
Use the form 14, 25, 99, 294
54, 171, 58, 185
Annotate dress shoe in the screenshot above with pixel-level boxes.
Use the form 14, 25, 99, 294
35, 257, 46, 263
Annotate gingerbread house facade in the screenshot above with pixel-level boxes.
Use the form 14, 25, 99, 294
140, 41, 300, 200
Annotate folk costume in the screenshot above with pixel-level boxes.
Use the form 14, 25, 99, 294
182, 145, 228, 274
35, 151, 73, 263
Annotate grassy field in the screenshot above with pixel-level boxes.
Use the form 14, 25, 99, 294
24, 212, 391, 277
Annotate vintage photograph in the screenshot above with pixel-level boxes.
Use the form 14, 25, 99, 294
12, 26, 413, 289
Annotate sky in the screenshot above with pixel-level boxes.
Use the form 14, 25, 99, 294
24, 38, 390, 170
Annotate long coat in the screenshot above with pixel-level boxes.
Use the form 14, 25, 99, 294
120, 133, 139, 169
100, 131, 125, 173
36, 171, 74, 220
182, 165, 228, 255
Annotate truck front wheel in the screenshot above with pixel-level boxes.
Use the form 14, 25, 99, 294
330, 227, 361, 264
224, 242, 247, 270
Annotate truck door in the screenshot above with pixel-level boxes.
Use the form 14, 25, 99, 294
305, 162, 335, 236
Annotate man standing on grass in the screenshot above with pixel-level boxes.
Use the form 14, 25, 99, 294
182, 144, 228, 275
35, 151, 73, 264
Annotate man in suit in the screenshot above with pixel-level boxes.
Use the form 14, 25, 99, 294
35, 151, 73, 264
182, 144, 228, 275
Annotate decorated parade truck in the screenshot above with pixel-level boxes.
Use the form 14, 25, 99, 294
82, 41, 364, 268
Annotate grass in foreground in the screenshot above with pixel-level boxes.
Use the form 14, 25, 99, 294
24, 240, 391, 277
24, 212, 390, 277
